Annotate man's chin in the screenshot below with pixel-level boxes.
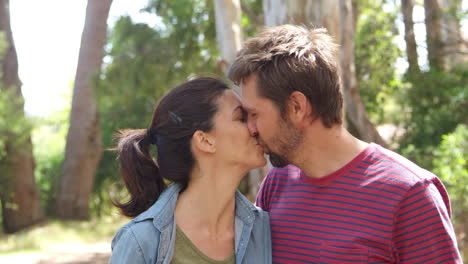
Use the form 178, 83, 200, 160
268, 152, 289, 168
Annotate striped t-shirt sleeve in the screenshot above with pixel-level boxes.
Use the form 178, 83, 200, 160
393, 177, 462, 263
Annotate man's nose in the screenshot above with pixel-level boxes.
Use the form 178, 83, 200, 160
247, 118, 258, 137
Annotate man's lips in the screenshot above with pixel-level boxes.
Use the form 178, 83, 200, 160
255, 139, 263, 147
255, 140, 267, 152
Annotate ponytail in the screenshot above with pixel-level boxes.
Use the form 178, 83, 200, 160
112, 77, 230, 217
113, 129, 167, 217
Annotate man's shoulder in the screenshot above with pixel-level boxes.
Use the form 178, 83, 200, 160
368, 144, 437, 184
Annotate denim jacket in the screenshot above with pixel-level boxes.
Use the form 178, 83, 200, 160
109, 184, 272, 264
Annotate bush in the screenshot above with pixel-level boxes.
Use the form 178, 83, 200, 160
433, 124, 468, 222
31, 90, 70, 216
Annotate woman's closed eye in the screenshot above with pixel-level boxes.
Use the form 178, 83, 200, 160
240, 108, 248, 123
233, 106, 248, 123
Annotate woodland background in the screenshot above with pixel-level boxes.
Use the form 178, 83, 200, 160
0, 0, 467, 262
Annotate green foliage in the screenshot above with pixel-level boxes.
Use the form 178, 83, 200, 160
31, 99, 70, 215
355, 0, 401, 124
433, 124, 468, 222
144, 0, 218, 70
0, 89, 29, 197
240, 0, 263, 37
399, 65, 468, 157
93, 0, 221, 216
0, 33, 32, 198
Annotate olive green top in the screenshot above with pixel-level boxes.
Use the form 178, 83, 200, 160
171, 225, 235, 264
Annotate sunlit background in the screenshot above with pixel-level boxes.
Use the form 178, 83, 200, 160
1, 0, 467, 263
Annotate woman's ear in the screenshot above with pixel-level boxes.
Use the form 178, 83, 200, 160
192, 130, 216, 154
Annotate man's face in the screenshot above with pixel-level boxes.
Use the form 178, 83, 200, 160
240, 74, 303, 167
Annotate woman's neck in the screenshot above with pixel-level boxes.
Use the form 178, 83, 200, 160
174, 164, 243, 235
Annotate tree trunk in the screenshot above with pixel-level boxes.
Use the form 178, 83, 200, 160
263, 0, 340, 34
0, 0, 44, 233
401, 0, 420, 74
56, 0, 112, 219
263, 0, 386, 145
439, 0, 467, 68
339, 0, 386, 145
240, 1, 264, 31
424, 0, 445, 71
214, 0, 243, 73
214, 0, 266, 201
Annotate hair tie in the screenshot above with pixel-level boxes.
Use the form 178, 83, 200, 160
146, 128, 158, 145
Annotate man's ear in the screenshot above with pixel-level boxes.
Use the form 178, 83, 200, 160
192, 130, 216, 153
288, 91, 311, 123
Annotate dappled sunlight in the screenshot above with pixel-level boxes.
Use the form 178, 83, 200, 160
0, 214, 128, 263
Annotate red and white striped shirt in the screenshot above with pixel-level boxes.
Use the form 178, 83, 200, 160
256, 143, 461, 263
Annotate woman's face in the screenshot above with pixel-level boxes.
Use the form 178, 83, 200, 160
210, 90, 266, 170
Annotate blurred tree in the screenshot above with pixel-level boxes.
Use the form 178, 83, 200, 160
401, 0, 420, 74
33, 98, 70, 216
94, 0, 222, 214
56, 0, 113, 220
213, 0, 243, 73
355, 0, 401, 125
399, 64, 468, 168
94, 17, 184, 216
424, 0, 445, 70
433, 124, 468, 260
0, 0, 43, 233
240, 0, 263, 36
400, 0, 467, 166
439, 0, 467, 68
262, 0, 386, 146
424, 0, 467, 71
145, 0, 219, 74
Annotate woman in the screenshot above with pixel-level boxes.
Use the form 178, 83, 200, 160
109, 77, 271, 264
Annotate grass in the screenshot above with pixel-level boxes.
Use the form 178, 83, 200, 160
0, 212, 129, 255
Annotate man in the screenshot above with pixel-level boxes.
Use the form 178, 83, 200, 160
228, 25, 461, 263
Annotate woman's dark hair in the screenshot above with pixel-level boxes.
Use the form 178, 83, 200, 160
113, 77, 229, 217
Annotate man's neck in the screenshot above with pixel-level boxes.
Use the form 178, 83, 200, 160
292, 125, 368, 179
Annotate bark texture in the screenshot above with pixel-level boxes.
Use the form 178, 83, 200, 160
214, 0, 243, 73
402, 0, 420, 73
262, 0, 386, 145
439, 0, 467, 68
424, 0, 445, 70
0, 0, 43, 233
56, 0, 112, 219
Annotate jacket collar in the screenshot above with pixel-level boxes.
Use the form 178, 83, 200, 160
133, 183, 260, 229
133, 183, 183, 229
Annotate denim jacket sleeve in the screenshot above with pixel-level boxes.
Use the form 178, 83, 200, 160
263, 210, 272, 264
109, 226, 147, 264
256, 208, 272, 264
240, 205, 272, 264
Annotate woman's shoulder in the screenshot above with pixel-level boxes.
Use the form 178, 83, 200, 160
112, 218, 160, 248
110, 219, 162, 263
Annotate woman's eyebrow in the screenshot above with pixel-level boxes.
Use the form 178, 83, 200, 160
232, 105, 243, 115
241, 104, 254, 112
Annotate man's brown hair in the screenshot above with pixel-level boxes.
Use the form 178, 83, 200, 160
228, 25, 343, 127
